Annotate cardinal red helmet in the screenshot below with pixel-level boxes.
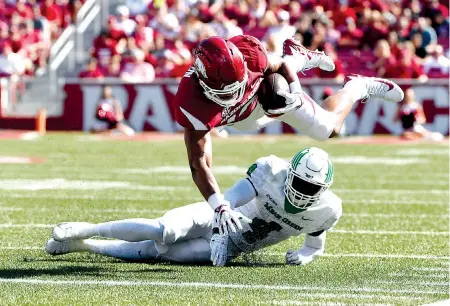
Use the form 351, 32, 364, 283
193, 36, 248, 107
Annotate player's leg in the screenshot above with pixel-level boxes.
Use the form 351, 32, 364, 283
52, 202, 213, 244
46, 237, 211, 263
278, 75, 404, 140
45, 238, 158, 261
156, 238, 211, 263
52, 218, 164, 242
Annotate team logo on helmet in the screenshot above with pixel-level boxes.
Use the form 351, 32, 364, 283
194, 57, 208, 79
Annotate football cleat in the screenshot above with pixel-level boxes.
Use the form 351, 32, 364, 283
283, 38, 335, 72
52, 222, 94, 241
344, 74, 404, 103
45, 238, 85, 255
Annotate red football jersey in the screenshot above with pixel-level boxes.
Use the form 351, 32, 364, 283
173, 35, 268, 130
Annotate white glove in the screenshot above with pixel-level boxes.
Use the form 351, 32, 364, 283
285, 246, 324, 265
213, 204, 252, 236
264, 91, 303, 116
210, 233, 228, 266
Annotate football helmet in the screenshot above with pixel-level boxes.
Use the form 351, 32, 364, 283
193, 36, 248, 107
284, 147, 334, 209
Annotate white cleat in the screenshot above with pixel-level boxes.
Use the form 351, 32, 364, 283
52, 222, 94, 241
283, 38, 335, 72
344, 74, 404, 103
45, 238, 85, 255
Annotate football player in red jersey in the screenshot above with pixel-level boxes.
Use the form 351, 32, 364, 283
173, 35, 404, 236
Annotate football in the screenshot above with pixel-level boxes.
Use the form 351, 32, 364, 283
257, 73, 290, 112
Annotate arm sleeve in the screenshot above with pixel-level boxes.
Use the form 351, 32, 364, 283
224, 179, 257, 209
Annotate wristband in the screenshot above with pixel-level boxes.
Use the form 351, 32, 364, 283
208, 193, 225, 210
289, 82, 302, 94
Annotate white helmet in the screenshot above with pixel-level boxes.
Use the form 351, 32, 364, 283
284, 147, 334, 209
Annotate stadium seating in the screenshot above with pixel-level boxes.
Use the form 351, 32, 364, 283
0, 0, 84, 77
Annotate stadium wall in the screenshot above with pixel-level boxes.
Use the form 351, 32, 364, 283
0, 79, 448, 135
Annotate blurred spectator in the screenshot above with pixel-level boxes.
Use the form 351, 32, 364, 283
296, 15, 314, 48
91, 28, 119, 68
423, 44, 450, 75
0, 42, 31, 76
92, 85, 135, 136
264, 10, 296, 55
115, 5, 136, 36
103, 55, 122, 77
384, 45, 427, 81
409, 17, 438, 49
79, 58, 104, 78
148, 4, 180, 41
373, 40, 396, 77
411, 32, 427, 59
125, 0, 151, 16
120, 49, 155, 82
338, 18, 363, 49
431, 12, 449, 38
393, 88, 443, 141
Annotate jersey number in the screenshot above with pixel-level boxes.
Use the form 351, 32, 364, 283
242, 217, 282, 244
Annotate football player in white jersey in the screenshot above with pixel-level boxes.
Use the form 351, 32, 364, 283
46, 147, 341, 266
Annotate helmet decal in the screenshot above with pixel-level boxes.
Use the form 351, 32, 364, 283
194, 57, 208, 79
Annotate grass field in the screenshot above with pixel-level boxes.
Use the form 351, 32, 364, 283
0, 133, 448, 305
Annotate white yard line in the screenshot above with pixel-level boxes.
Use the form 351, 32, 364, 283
0, 206, 445, 219
0, 223, 447, 236
329, 229, 448, 236
271, 292, 424, 301
388, 273, 449, 279
272, 302, 393, 306
334, 189, 448, 195
411, 267, 449, 272
0, 278, 445, 295
264, 252, 449, 260
0, 193, 447, 206
344, 199, 447, 205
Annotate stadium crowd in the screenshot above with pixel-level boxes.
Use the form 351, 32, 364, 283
0, 1, 448, 80
0, 0, 84, 77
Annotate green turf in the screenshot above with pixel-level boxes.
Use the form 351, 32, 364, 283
0, 134, 448, 305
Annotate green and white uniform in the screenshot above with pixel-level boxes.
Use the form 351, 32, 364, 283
229, 155, 342, 254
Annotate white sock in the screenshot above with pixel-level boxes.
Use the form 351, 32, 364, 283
279, 92, 337, 141
82, 239, 158, 261
283, 55, 307, 73
92, 218, 164, 242
158, 238, 211, 263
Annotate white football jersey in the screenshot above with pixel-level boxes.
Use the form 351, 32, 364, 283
230, 155, 342, 253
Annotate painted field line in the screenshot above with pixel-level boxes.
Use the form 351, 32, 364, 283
0, 278, 445, 295
411, 267, 449, 272
377, 281, 449, 287
0, 193, 447, 206
264, 252, 449, 260
270, 293, 424, 302
0, 206, 168, 214
0, 206, 445, 220
335, 189, 448, 195
344, 213, 448, 219
272, 302, 393, 306
0, 193, 198, 201
329, 229, 448, 236
0, 246, 42, 250
344, 199, 447, 205
0, 223, 447, 236
388, 272, 449, 279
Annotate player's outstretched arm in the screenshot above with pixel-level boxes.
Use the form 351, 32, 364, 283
285, 231, 326, 265
184, 128, 251, 236
184, 128, 219, 201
